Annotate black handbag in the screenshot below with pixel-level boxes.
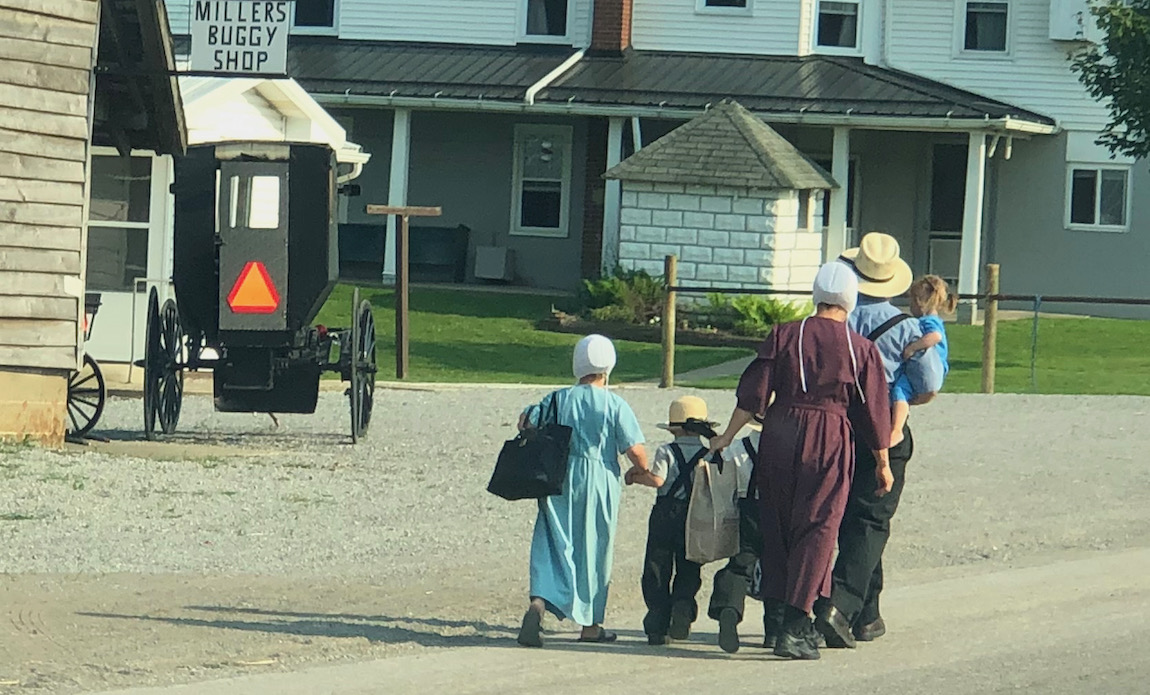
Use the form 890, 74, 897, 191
487, 391, 572, 501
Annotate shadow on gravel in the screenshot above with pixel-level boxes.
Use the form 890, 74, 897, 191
92, 429, 351, 447
79, 607, 748, 660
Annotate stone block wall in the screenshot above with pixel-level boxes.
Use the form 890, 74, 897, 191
617, 181, 824, 292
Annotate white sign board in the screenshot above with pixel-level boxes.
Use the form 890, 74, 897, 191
190, 1, 292, 75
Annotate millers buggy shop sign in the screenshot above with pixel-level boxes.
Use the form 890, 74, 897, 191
190, 1, 291, 74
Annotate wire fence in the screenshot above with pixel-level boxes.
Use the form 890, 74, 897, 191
658, 256, 1150, 393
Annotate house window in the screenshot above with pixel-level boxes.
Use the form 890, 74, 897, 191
512, 125, 572, 238
525, 0, 568, 37
963, 1, 1008, 52
1067, 166, 1129, 229
86, 155, 152, 291
293, 0, 337, 33
698, 0, 750, 9
816, 1, 860, 49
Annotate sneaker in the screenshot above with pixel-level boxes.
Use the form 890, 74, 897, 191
669, 602, 693, 641
718, 608, 740, 654
773, 621, 820, 661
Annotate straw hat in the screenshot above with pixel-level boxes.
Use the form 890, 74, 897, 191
839, 232, 913, 298
657, 396, 717, 431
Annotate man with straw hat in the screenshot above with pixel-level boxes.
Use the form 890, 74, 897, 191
814, 233, 944, 649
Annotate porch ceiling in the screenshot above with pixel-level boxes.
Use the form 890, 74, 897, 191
539, 51, 1055, 128
288, 38, 577, 102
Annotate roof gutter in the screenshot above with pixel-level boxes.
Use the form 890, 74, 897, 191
524, 49, 586, 105
315, 92, 1059, 135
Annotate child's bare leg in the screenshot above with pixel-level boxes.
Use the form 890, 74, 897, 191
890, 401, 908, 447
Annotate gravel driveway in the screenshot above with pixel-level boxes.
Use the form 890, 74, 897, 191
2, 388, 1149, 692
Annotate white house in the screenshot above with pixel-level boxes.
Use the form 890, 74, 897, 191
84, 75, 369, 364
158, 0, 1148, 317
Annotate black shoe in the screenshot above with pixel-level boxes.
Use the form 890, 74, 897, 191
517, 608, 543, 648
669, 601, 693, 641
718, 608, 740, 654
648, 633, 670, 646
773, 623, 820, 661
814, 604, 857, 649
761, 599, 784, 649
854, 617, 886, 642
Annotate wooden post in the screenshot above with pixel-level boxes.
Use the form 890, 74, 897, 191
396, 214, 410, 380
661, 255, 678, 389
981, 263, 1000, 394
363, 205, 442, 381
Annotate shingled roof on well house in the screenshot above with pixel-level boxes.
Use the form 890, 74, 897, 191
605, 100, 837, 191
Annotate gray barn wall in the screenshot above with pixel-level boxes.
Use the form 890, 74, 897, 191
993, 133, 1150, 318
335, 108, 587, 291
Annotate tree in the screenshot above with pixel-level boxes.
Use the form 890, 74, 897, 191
1070, 1, 1150, 160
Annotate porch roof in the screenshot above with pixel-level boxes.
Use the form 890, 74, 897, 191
288, 38, 577, 102
538, 51, 1056, 128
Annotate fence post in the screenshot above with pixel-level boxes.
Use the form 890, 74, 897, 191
660, 255, 677, 389
980, 263, 999, 394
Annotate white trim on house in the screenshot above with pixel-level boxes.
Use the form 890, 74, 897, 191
510, 123, 574, 239
1063, 163, 1132, 234
953, 0, 1013, 60
695, 0, 754, 17
316, 93, 1060, 135
812, 0, 863, 57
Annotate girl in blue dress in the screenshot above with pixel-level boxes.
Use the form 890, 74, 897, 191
516, 335, 648, 647
890, 275, 955, 445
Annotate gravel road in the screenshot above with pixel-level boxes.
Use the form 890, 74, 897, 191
2, 388, 1149, 692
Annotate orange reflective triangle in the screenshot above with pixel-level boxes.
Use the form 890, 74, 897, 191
227, 261, 280, 314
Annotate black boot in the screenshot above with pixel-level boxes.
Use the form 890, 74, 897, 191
773, 605, 820, 660
761, 599, 785, 649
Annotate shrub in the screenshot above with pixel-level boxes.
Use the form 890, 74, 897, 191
580, 267, 666, 324
689, 293, 811, 337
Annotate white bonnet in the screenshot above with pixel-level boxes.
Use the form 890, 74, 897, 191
813, 261, 859, 314
573, 334, 617, 379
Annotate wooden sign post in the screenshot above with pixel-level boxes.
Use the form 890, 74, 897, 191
365, 205, 443, 379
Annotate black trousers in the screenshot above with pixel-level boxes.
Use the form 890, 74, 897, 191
828, 423, 914, 627
642, 498, 702, 636
707, 496, 763, 623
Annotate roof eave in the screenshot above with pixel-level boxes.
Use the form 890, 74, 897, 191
310, 92, 1058, 134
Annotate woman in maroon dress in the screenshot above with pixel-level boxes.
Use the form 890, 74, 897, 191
710, 262, 892, 660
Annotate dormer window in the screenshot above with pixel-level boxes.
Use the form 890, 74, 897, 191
526, 0, 569, 37
963, 1, 1008, 52
816, 1, 860, 50
293, 0, 337, 35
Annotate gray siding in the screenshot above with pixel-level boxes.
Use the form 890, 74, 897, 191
338, 109, 588, 291
993, 133, 1150, 318
0, 0, 97, 371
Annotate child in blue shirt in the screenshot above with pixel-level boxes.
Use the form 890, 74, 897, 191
890, 275, 956, 445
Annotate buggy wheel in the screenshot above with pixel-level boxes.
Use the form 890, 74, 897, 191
348, 288, 376, 443
145, 291, 184, 439
66, 354, 106, 439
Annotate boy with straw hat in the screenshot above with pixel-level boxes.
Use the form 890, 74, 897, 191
626, 395, 716, 645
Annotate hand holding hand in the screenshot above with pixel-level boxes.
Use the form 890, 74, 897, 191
624, 466, 644, 486
708, 433, 734, 456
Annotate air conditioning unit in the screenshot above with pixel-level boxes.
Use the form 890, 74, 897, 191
474, 246, 514, 281
1049, 0, 1102, 42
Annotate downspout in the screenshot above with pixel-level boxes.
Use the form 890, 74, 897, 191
882, 0, 894, 67
525, 49, 586, 105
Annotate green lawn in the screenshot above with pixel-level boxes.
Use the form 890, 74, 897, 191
683, 317, 1150, 395
314, 285, 747, 384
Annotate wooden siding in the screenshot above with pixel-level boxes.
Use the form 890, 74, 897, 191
0, 0, 96, 372
339, 0, 594, 46
886, 0, 1110, 131
631, 0, 801, 55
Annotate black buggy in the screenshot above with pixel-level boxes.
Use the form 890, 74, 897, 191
140, 141, 376, 442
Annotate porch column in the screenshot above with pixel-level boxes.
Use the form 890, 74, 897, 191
602, 116, 625, 274
383, 108, 412, 280
958, 131, 987, 324
825, 126, 851, 261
